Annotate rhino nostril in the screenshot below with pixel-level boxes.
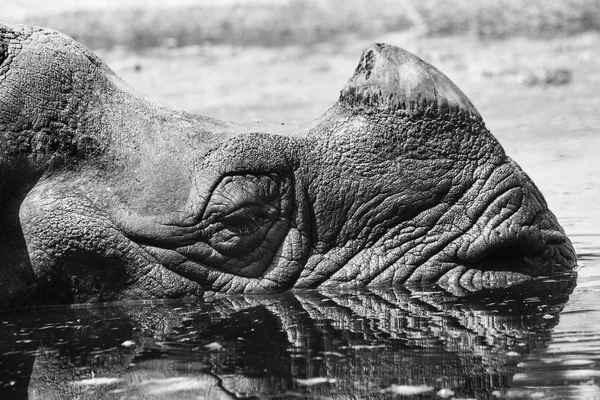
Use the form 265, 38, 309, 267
471, 244, 532, 273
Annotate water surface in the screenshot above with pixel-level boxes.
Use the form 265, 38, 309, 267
3, 266, 599, 399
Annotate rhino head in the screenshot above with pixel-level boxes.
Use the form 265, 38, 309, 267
0, 24, 575, 307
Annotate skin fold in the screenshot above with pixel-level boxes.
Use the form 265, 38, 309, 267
0, 23, 576, 307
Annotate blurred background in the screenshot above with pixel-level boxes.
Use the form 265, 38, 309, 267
3, 0, 600, 244
3, 0, 599, 119
5, 0, 600, 49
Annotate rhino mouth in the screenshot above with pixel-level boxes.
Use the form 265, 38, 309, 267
469, 244, 531, 272
438, 237, 574, 293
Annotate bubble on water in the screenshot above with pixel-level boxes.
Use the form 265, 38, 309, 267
140, 377, 214, 394
322, 351, 344, 357
72, 377, 123, 386
529, 392, 546, 398
524, 297, 541, 303
540, 358, 563, 363
296, 377, 336, 386
437, 387, 455, 398
380, 384, 434, 395
350, 345, 387, 349
561, 359, 594, 366
204, 342, 223, 350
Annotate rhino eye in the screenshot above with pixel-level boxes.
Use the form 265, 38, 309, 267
202, 174, 283, 257
219, 205, 276, 236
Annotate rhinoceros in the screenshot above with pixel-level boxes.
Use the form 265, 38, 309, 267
0, 24, 575, 307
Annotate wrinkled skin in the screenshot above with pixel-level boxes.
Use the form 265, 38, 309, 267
0, 23, 576, 307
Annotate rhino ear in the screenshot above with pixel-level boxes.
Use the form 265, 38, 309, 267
339, 43, 480, 118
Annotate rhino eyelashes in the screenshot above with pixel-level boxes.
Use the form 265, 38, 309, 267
203, 206, 280, 258
217, 205, 277, 236
192, 173, 286, 260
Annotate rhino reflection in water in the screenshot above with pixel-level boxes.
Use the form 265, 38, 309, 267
0, 280, 573, 399
0, 23, 576, 308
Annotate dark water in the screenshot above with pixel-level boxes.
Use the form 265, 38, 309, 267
2, 256, 598, 400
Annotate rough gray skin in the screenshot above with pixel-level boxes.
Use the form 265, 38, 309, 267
0, 23, 576, 307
